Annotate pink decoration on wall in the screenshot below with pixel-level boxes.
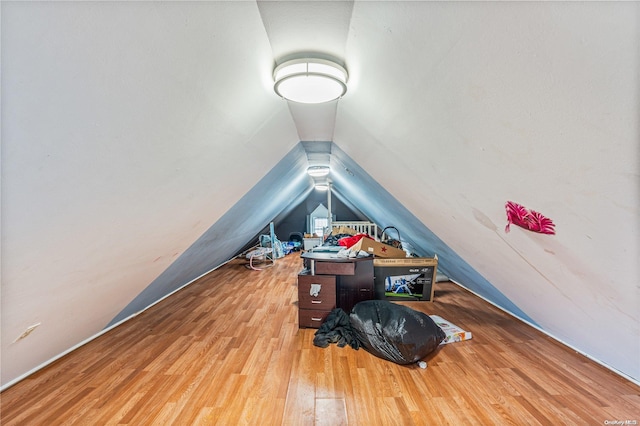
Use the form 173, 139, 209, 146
505, 201, 556, 235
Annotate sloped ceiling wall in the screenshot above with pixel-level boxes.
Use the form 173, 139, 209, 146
1, 1, 300, 385
335, 1, 639, 382
2, 1, 638, 388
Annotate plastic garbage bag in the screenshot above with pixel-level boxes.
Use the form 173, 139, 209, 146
349, 300, 446, 364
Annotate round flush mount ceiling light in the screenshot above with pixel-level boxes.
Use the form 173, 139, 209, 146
307, 165, 330, 177
273, 58, 348, 104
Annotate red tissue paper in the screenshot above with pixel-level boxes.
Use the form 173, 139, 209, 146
505, 201, 555, 235
338, 233, 373, 248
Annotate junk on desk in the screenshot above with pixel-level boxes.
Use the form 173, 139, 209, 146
303, 234, 323, 251
350, 237, 407, 258
337, 233, 372, 249
322, 224, 407, 258
381, 226, 403, 250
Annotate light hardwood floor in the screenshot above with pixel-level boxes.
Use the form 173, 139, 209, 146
1, 252, 638, 425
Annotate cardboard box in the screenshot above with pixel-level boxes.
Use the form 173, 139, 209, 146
429, 315, 472, 344
332, 225, 357, 235
351, 238, 407, 258
373, 257, 438, 301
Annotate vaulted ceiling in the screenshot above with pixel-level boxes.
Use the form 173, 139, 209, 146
2, 1, 638, 388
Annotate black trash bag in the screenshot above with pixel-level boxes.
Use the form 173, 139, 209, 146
349, 300, 446, 364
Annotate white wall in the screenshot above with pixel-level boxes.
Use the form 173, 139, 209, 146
1, 1, 299, 386
337, 1, 639, 380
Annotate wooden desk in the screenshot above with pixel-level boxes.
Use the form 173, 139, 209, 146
297, 253, 374, 328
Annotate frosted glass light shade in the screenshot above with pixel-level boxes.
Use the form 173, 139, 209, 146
307, 165, 330, 177
274, 58, 348, 104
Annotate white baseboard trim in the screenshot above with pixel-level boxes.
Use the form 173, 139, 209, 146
1, 258, 235, 392
448, 279, 640, 387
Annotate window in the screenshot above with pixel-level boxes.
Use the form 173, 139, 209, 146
308, 203, 329, 236
314, 217, 328, 237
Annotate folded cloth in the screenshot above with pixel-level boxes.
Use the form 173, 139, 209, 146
313, 308, 360, 349
310, 283, 321, 297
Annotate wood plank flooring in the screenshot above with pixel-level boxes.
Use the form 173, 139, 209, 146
1, 252, 639, 425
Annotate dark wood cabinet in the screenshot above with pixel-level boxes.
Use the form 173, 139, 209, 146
297, 274, 336, 328
298, 253, 374, 328
335, 260, 374, 314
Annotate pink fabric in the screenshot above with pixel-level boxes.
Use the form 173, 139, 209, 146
505, 201, 555, 235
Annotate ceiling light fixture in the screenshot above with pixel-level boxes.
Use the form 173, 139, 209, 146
273, 57, 348, 104
314, 183, 330, 191
307, 165, 330, 177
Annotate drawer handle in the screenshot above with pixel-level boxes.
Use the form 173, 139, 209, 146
311, 317, 322, 321
311, 300, 322, 304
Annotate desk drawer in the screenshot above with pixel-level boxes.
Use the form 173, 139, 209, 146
314, 261, 355, 275
298, 275, 336, 309
299, 309, 332, 329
